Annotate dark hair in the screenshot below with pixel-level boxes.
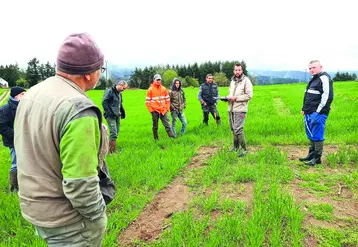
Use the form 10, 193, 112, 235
234, 63, 242, 69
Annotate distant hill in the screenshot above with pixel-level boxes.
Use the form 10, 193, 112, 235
249, 70, 358, 85
106, 63, 133, 81
250, 70, 315, 83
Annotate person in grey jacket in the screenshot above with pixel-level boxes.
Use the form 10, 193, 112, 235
102, 80, 128, 153
227, 63, 253, 157
14, 33, 107, 247
169, 78, 187, 136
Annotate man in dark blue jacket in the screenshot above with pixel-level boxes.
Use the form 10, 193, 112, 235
102, 80, 128, 153
0, 86, 26, 192
198, 74, 221, 125
300, 60, 334, 166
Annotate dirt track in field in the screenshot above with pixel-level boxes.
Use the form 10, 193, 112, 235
117, 145, 357, 246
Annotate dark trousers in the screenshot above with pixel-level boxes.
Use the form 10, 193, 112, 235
106, 116, 120, 140
202, 104, 220, 124
152, 111, 172, 139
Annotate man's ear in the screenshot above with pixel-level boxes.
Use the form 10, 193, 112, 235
84, 74, 91, 81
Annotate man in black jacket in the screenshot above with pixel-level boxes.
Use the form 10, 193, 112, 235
0, 86, 26, 192
300, 60, 334, 166
198, 74, 221, 125
102, 81, 128, 153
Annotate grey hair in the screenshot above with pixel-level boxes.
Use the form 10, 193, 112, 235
117, 80, 128, 86
309, 60, 321, 64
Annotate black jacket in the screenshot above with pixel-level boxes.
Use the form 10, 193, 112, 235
198, 82, 219, 106
0, 98, 19, 147
302, 72, 334, 115
102, 86, 125, 118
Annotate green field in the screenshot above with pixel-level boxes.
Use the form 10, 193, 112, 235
0, 82, 357, 246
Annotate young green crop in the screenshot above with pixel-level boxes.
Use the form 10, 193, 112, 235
0, 82, 357, 246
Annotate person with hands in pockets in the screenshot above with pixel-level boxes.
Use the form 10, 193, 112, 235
300, 60, 334, 166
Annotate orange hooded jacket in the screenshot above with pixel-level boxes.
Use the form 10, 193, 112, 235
145, 81, 170, 115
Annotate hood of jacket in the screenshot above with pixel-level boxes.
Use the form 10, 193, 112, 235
171, 78, 181, 91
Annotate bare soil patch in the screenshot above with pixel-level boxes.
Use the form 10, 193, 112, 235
118, 146, 219, 246
304, 234, 318, 247
290, 178, 358, 247
217, 182, 255, 208
291, 180, 358, 223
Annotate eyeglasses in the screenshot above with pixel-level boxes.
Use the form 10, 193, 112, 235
156, 79, 161, 81
101, 67, 106, 73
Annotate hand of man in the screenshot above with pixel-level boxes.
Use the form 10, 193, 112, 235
202, 101, 207, 106
120, 108, 125, 119
228, 96, 236, 102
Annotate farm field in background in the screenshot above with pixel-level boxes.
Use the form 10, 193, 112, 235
0, 82, 357, 246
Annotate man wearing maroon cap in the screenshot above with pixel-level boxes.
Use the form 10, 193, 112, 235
14, 33, 108, 246
0, 86, 26, 192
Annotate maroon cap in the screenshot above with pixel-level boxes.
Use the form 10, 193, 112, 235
56, 33, 104, 75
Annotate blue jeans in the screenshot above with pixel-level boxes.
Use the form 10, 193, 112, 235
9, 146, 17, 172
171, 110, 187, 136
304, 113, 328, 141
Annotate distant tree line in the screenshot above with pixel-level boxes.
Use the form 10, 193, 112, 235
129, 61, 255, 89
0, 58, 55, 88
333, 72, 357, 81
256, 76, 299, 85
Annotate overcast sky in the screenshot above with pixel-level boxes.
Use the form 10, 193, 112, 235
1, 0, 357, 72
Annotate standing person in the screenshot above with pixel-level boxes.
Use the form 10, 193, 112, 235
0, 86, 26, 192
14, 33, 107, 246
145, 74, 175, 140
300, 60, 333, 166
102, 80, 128, 153
227, 63, 253, 157
198, 74, 221, 125
169, 78, 187, 137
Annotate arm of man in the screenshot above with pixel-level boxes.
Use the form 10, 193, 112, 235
101, 89, 112, 116
145, 88, 154, 112
316, 75, 330, 113
236, 79, 253, 102
60, 109, 106, 221
183, 90, 186, 109
198, 85, 205, 105
169, 90, 175, 110
120, 105, 125, 119
214, 84, 219, 104
0, 107, 13, 141
164, 89, 170, 113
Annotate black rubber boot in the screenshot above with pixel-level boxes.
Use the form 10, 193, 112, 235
299, 141, 315, 162
167, 130, 176, 138
230, 134, 239, 152
237, 133, 247, 158
203, 112, 209, 125
215, 115, 221, 125
10, 170, 18, 193
153, 130, 158, 141
304, 141, 323, 166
